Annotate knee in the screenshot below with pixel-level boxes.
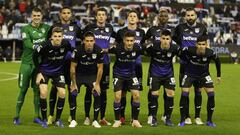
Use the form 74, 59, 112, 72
132, 92, 140, 101
58, 89, 66, 98
166, 90, 175, 97
151, 91, 159, 96
40, 91, 48, 99
115, 93, 121, 103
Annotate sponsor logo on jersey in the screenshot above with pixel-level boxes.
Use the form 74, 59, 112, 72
69, 26, 74, 31
48, 56, 64, 60
135, 40, 141, 44
33, 38, 45, 44
195, 28, 200, 33
183, 36, 197, 41
92, 54, 97, 59
63, 34, 74, 40
94, 35, 110, 40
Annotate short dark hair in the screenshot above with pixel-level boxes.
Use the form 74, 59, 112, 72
159, 9, 168, 14
123, 31, 135, 39
127, 10, 139, 18
83, 31, 95, 39
186, 7, 196, 13
60, 6, 72, 13
197, 35, 208, 42
161, 30, 171, 36
52, 27, 63, 34
96, 7, 108, 15
32, 7, 42, 14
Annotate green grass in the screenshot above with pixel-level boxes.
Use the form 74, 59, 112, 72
0, 62, 240, 135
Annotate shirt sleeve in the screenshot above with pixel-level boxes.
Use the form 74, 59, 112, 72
97, 50, 104, 64
32, 43, 45, 67
172, 25, 181, 45
115, 29, 123, 44
145, 27, 153, 40
71, 49, 79, 63
108, 45, 117, 54
211, 52, 221, 77
21, 26, 34, 49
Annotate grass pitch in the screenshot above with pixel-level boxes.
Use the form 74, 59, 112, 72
0, 62, 239, 135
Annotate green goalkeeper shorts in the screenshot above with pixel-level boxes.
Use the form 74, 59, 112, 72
18, 63, 38, 89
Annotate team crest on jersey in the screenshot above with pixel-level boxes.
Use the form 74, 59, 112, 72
22, 33, 26, 38
41, 28, 46, 33
38, 33, 42, 36
60, 48, 65, 53
136, 31, 140, 36
132, 52, 136, 56
92, 54, 97, 59
195, 28, 200, 33
167, 52, 172, 57
69, 26, 74, 31
105, 27, 109, 32
202, 57, 207, 61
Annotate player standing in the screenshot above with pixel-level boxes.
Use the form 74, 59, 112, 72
13, 7, 50, 125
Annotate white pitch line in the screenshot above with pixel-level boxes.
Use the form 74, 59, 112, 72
0, 72, 18, 82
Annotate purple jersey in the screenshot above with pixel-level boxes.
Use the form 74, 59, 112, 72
49, 21, 82, 60
145, 24, 173, 42
180, 46, 221, 77
116, 27, 145, 65
173, 22, 207, 64
84, 23, 116, 64
71, 44, 104, 76
109, 44, 142, 78
145, 42, 180, 78
33, 40, 72, 76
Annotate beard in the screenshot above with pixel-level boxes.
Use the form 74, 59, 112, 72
187, 19, 196, 25
197, 49, 205, 55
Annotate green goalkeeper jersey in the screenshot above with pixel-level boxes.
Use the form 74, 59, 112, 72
21, 23, 50, 64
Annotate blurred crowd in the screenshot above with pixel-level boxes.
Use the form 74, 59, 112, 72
0, 0, 240, 61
